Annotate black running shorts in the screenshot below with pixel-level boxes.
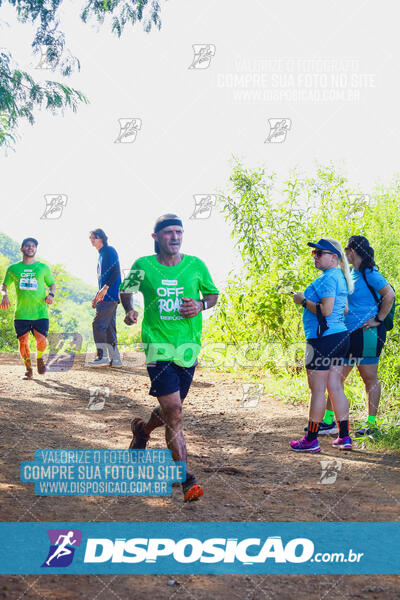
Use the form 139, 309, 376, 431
146, 360, 196, 399
305, 331, 350, 371
14, 318, 49, 338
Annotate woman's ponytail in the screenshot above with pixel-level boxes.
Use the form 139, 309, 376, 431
324, 238, 354, 294
347, 235, 377, 275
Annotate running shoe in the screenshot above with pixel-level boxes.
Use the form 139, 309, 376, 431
354, 424, 378, 437
304, 421, 338, 435
110, 358, 123, 368
22, 368, 33, 380
182, 475, 204, 502
129, 418, 150, 450
290, 435, 320, 453
37, 357, 46, 375
88, 357, 110, 367
332, 435, 352, 450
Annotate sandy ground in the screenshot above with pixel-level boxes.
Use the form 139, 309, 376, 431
0, 352, 400, 599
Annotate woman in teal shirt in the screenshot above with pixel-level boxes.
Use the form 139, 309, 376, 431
290, 238, 353, 453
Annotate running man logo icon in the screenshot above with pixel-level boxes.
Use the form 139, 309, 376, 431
114, 118, 142, 143
40, 194, 68, 220
346, 193, 371, 220
188, 44, 216, 69
189, 195, 217, 219
35, 45, 57, 69
87, 386, 109, 410
319, 459, 342, 484
265, 118, 292, 143
45, 332, 82, 372
42, 529, 82, 567
241, 383, 264, 408
121, 269, 145, 293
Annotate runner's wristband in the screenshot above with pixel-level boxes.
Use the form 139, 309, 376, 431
201, 298, 208, 310
48, 292, 55, 297
375, 314, 384, 324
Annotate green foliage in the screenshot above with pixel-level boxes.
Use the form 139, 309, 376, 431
207, 159, 400, 349
0, 50, 88, 149
204, 159, 400, 448
0, 253, 17, 350
65, 277, 97, 303
0, 0, 164, 146
0, 231, 20, 262
81, 0, 162, 35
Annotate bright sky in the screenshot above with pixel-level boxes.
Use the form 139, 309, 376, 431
1, 1, 399, 289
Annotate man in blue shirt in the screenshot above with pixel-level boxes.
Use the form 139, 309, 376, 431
89, 228, 122, 367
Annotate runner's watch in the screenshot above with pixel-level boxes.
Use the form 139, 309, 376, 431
201, 298, 208, 311
375, 314, 384, 324
48, 292, 55, 297
301, 298, 307, 308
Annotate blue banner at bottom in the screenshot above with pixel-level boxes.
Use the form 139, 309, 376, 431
0, 522, 398, 574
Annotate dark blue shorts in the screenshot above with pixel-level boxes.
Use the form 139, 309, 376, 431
305, 331, 350, 371
14, 319, 49, 338
146, 361, 196, 399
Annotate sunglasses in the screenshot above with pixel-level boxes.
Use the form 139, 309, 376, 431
312, 250, 335, 258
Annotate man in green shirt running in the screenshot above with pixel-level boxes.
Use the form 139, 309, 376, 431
1, 237, 56, 380
120, 214, 219, 502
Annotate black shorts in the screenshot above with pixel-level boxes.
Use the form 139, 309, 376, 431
14, 319, 49, 338
305, 331, 350, 371
344, 323, 386, 366
146, 361, 196, 399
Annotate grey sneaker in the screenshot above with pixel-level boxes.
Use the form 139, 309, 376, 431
304, 421, 339, 435
110, 358, 123, 368
88, 357, 110, 367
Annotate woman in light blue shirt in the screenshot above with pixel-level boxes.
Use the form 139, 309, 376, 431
290, 238, 353, 453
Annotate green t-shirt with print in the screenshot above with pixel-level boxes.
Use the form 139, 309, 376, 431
3, 261, 55, 320
120, 254, 219, 367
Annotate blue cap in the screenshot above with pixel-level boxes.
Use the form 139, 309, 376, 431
307, 239, 341, 258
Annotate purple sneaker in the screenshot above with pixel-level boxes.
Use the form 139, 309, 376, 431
290, 435, 320, 453
332, 435, 352, 450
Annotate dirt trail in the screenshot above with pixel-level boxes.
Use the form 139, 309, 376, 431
0, 353, 400, 599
